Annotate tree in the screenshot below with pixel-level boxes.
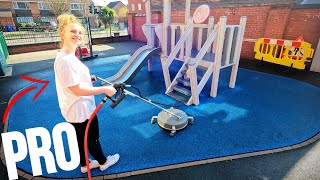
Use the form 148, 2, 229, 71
98, 6, 116, 36
43, 0, 71, 17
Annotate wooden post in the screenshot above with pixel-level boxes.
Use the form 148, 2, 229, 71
171, 26, 176, 53
161, 55, 171, 89
197, 28, 203, 50
310, 38, 320, 73
225, 26, 235, 65
185, 0, 191, 24
162, 0, 171, 56
229, 16, 247, 88
207, 17, 214, 53
210, 16, 227, 97
145, 0, 151, 24
185, 17, 193, 59
179, 26, 185, 59
187, 16, 197, 104
189, 64, 199, 105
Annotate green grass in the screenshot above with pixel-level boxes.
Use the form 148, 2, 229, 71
105, 26, 119, 31
4, 33, 29, 38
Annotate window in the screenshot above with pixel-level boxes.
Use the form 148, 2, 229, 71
138, 4, 141, 11
17, 17, 33, 23
13, 2, 30, 9
38, 2, 50, 10
71, 3, 83, 10
131, 4, 135, 11
41, 17, 56, 23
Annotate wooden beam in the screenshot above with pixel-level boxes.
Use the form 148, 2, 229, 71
185, 17, 193, 58
210, 16, 227, 97
207, 17, 215, 53
170, 26, 176, 55
161, 55, 171, 90
197, 28, 203, 50
225, 26, 235, 65
188, 65, 199, 105
162, 0, 171, 56
179, 26, 185, 59
145, 0, 151, 24
185, 0, 191, 24
229, 16, 247, 88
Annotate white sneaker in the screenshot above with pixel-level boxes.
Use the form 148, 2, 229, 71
81, 159, 100, 173
100, 153, 120, 171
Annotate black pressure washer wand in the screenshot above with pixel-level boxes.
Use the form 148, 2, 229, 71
97, 77, 182, 119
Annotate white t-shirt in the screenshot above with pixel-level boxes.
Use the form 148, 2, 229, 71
54, 51, 96, 123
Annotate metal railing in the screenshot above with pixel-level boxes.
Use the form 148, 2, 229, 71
3, 26, 128, 46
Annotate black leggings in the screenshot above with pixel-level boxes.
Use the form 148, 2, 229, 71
70, 115, 107, 166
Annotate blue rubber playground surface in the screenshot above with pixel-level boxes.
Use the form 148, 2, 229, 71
6, 55, 320, 178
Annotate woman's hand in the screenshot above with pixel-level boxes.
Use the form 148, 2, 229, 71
90, 75, 97, 82
104, 86, 117, 97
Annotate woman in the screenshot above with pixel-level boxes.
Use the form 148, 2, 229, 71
54, 13, 119, 173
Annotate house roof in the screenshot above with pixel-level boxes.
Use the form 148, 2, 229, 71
107, 1, 122, 8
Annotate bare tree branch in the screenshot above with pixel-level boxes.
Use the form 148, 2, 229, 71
43, 0, 71, 17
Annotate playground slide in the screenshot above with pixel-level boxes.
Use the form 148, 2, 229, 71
105, 45, 161, 84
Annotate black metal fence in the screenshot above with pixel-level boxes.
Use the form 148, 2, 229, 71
3, 26, 128, 46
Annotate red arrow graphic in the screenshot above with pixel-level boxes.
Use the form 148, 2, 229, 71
2, 75, 49, 124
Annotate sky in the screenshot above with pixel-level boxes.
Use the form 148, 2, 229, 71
92, 0, 128, 6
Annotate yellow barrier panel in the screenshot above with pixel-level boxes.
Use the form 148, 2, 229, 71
254, 37, 314, 70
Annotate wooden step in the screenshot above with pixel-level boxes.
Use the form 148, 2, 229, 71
181, 66, 207, 74
181, 70, 187, 75
180, 70, 203, 81
167, 91, 189, 105
197, 65, 208, 72
177, 77, 190, 86
172, 85, 191, 96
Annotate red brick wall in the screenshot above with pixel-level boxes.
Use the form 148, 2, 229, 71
264, 8, 291, 39
128, 5, 320, 60
127, 13, 135, 38
0, 17, 15, 27
0, 2, 13, 11
127, 12, 162, 43
128, 0, 146, 14
8, 42, 60, 55
134, 16, 147, 42
0, 2, 15, 28
284, 8, 320, 49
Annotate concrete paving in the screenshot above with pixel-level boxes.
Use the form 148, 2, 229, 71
0, 40, 319, 180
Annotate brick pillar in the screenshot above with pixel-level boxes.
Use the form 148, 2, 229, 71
127, 13, 136, 40
30, 2, 41, 21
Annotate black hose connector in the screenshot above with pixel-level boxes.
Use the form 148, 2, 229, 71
110, 93, 126, 109
108, 83, 129, 109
